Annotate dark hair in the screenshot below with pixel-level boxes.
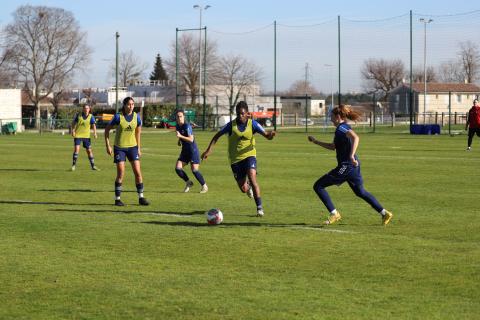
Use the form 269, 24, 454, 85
332, 104, 361, 121
235, 101, 249, 114
175, 109, 185, 115
122, 97, 134, 107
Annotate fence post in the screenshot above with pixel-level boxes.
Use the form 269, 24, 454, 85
441, 112, 444, 127
369, 112, 372, 127
295, 113, 297, 126
391, 113, 395, 127
454, 112, 457, 125
435, 112, 438, 125
280, 112, 283, 126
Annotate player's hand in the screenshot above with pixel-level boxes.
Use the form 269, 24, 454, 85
308, 135, 315, 143
201, 150, 210, 161
269, 131, 276, 140
138, 148, 142, 157
177, 139, 181, 146
176, 131, 182, 138
94, 133, 98, 139
106, 145, 113, 156
71, 131, 75, 137
351, 156, 358, 167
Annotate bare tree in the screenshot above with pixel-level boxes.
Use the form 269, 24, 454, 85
165, 33, 218, 104
412, 65, 437, 83
284, 79, 320, 96
216, 54, 260, 114
457, 41, 480, 83
438, 60, 464, 83
3, 5, 91, 125
361, 58, 405, 101
110, 50, 148, 87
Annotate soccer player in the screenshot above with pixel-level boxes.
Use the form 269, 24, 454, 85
104, 97, 149, 206
71, 104, 99, 171
465, 99, 480, 151
201, 101, 276, 217
308, 104, 393, 226
174, 109, 208, 193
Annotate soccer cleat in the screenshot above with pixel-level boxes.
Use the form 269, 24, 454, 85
382, 210, 393, 226
115, 199, 125, 206
139, 197, 150, 206
246, 185, 254, 198
324, 212, 341, 225
183, 180, 194, 193
200, 184, 208, 193
256, 209, 264, 217
92, 166, 100, 171
71, 165, 76, 171
467, 147, 471, 151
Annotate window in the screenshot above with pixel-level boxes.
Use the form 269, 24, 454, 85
319, 102, 323, 108
457, 95, 462, 103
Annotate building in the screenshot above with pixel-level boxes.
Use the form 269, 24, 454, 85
389, 83, 480, 114
0, 89, 22, 132
280, 96, 326, 117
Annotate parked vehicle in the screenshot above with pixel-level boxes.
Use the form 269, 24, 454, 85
299, 118, 314, 126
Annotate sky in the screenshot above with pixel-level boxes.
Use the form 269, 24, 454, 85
1, 0, 479, 93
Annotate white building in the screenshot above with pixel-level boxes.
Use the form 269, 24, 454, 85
0, 89, 22, 133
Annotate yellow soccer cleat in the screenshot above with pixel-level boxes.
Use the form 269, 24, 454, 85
382, 211, 393, 226
324, 212, 341, 225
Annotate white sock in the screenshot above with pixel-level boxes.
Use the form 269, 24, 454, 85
380, 209, 387, 216
115, 196, 121, 200
330, 209, 337, 215
138, 193, 144, 198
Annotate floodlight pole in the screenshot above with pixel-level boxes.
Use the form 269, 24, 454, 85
193, 4, 210, 106
115, 31, 119, 112
419, 18, 433, 123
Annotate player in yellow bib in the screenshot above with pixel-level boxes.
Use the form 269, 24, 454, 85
105, 97, 149, 206
71, 104, 99, 171
202, 101, 276, 217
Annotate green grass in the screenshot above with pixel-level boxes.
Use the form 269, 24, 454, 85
0, 129, 479, 319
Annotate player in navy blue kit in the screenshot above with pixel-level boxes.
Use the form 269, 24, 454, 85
201, 101, 276, 217
174, 110, 208, 193
308, 105, 393, 226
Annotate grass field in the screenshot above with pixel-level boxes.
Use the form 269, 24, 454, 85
0, 128, 479, 319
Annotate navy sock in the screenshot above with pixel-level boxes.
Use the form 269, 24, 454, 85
175, 168, 189, 182
192, 170, 206, 186
136, 183, 144, 198
72, 153, 78, 165
88, 156, 95, 168
115, 182, 122, 199
254, 197, 262, 209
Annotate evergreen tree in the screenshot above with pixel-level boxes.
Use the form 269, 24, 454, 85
150, 53, 168, 82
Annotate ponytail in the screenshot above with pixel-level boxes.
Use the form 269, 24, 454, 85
332, 104, 361, 122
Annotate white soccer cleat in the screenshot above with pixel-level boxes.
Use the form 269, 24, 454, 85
183, 180, 194, 193
256, 209, 264, 217
246, 185, 254, 198
200, 184, 208, 193
71, 165, 76, 171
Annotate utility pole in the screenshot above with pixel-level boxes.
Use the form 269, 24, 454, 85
115, 31, 119, 112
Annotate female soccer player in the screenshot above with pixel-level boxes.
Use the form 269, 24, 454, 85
71, 104, 98, 171
308, 104, 393, 225
201, 101, 276, 217
174, 110, 208, 193
104, 97, 149, 206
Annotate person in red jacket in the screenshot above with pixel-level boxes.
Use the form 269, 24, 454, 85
465, 99, 480, 150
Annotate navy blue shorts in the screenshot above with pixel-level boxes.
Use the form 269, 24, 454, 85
74, 138, 91, 149
230, 156, 257, 182
178, 148, 200, 164
114, 146, 140, 163
324, 162, 363, 187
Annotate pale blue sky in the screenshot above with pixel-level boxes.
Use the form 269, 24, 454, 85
1, 0, 480, 92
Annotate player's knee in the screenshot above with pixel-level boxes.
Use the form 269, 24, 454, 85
241, 184, 249, 193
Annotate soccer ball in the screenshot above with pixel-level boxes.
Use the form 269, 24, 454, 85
206, 208, 223, 225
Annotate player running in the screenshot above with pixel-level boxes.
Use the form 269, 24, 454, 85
201, 101, 276, 217
174, 109, 208, 193
71, 104, 99, 171
104, 97, 149, 206
308, 104, 393, 226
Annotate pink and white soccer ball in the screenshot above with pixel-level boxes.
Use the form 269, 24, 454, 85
206, 208, 223, 225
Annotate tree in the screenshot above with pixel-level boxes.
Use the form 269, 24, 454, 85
165, 33, 218, 105
284, 80, 320, 96
3, 5, 91, 124
457, 41, 480, 83
216, 54, 259, 114
149, 53, 168, 83
412, 65, 437, 83
437, 60, 464, 83
111, 50, 148, 87
361, 58, 405, 101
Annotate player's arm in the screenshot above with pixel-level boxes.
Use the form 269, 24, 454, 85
92, 123, 97, 139
135, 125, 142, 157
307, 135, 335, 150
465, 111, 470, 130
346, 129, 359, 167
176, 131, 194, 143
71, 114, 78, 137
201, 131, 224, 160
260, 130, 276, 140
253, 120, 276, 140
104, 123, 113, 155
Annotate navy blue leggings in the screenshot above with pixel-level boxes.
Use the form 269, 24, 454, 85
313, 172, 383, 213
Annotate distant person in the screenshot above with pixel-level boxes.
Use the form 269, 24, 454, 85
201, 101, 276, 217
71, 104, 99, 171
105, 97, 149, 206
308, 104, 393, 226
465, 99, 480, 151
174, 109, 208, 193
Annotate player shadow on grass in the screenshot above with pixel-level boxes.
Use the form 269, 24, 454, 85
0, 200, 113, 206
48, 208, 205, 216
141, 220, 331, 229
0, 168, 43, 172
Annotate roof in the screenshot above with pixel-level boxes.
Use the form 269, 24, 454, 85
397, 83, 480, 93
